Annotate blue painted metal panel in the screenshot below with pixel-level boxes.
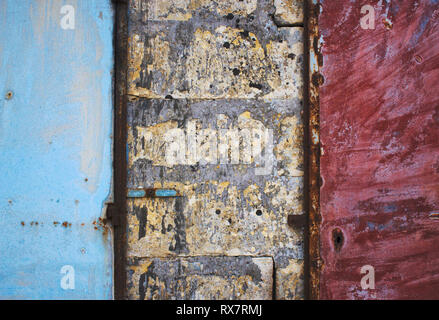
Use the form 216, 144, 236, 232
0, 0, 113, 299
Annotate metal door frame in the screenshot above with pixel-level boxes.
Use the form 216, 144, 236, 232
304, 0, 322, 300
112, 0, 129, 300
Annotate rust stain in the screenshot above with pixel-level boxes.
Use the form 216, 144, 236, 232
93, 217, 110, 235
382, 18, 393, 30
305, 0, 322, 300
5, 91, 13, 100
61, 221, 71, 228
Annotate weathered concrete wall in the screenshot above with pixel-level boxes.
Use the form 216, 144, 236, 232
127, 256, 273, 299
125, 0, 304, 300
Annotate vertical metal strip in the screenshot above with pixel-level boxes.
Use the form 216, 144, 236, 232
305, 0, 322, 300
112, 0, 128, 300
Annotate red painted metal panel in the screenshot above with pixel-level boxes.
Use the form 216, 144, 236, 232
319, 0, 439, 299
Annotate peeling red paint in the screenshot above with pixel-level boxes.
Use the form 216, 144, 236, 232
320, 0, 439, 299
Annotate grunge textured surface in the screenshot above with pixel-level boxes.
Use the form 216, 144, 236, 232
127, 256, 273, 300
319, 0, 439, 299
125, 0, 305, 299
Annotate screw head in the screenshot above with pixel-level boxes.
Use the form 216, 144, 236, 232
414, 55, 423, 64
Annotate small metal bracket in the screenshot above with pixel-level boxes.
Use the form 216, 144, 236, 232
287, 214, 307, 229
105, 203, 120, 226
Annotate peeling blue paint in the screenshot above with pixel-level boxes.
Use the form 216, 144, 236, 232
410, 13, 430, 47
127, 189, 178, 198
155, 189, 178, 197
127, 189, 147, 198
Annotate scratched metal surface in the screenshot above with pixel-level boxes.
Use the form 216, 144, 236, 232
125, 0, 305, 299
319, 0, 439, 299
0, 0, 114, 299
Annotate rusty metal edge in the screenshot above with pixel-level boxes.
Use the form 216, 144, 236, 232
304, 0, 322, 300
112, 0, 128, 300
